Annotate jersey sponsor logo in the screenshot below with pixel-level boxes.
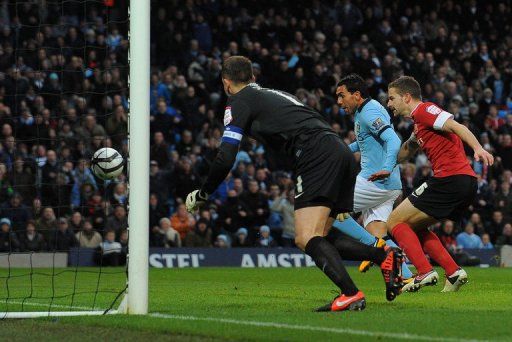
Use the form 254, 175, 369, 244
224, 106, 232, 126
371, 117, 385, 131
426, 105, 442, 115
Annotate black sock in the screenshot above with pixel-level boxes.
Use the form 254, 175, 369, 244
304, 236, 358, 296
327, 235, 386, 264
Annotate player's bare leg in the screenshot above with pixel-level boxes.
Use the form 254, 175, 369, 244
366, 220, 388, 237
295, 206, 366, 311
387, 199, 466, 292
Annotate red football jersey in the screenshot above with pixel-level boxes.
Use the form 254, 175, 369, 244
411, 102, 476, 178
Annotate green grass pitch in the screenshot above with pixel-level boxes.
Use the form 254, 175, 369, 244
1, 267, 511, 341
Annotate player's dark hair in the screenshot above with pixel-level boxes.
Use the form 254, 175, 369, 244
388, 76, 422, 99
337, 74, 369, 98
222, 56, 254, 84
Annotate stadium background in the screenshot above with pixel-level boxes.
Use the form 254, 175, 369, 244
0, 0, 510, 258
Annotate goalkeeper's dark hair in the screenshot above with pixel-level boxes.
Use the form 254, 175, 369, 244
388, 76, 422, 99
337, 74, 369, 98
222, 56, 254, 84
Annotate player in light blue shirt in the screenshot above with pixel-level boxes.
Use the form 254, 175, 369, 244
332, 74, 412, 279
349, 98, 402, 191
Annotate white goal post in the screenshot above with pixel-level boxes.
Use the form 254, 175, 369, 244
0, 0, 150, 318
126, 0, 150, 315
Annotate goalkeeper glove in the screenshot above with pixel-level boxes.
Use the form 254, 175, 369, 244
186, 189, 209, 213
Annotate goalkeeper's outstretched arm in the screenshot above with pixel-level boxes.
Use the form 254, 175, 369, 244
186, 142, 238, 213
201, 142, 238, 195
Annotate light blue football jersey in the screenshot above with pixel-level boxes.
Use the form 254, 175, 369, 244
352, 99, 402, 190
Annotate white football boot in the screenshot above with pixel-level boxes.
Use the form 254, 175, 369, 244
441, 268, 468, 292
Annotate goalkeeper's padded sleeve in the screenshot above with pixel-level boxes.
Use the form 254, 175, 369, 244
201, 142, 239, 195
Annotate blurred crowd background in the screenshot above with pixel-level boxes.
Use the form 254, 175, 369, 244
0, 0, 510, 256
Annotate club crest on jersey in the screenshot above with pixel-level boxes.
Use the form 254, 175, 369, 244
372, 117, 384, 130
426, 105, 442, 115
224, 106, 232, 126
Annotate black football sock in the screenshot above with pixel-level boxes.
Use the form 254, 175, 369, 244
304, 236, 358, 296
328, 235, 386, 264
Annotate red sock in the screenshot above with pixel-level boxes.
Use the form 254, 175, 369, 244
391, 222, 432, 275
417, 230, 459, 276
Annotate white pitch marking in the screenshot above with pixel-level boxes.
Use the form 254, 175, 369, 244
149, 313, 488, 342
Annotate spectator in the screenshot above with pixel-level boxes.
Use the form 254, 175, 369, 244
267, 184, 284, 231
150, 160, 173, 203
487, 211, 506, 243
152, 217, 181, 247
240, 180, 269, 229
269, 189, 295, 247
105, 105, 128, 150
31, 198, 43, 221
75, 114, 106, 148
215, 234, 230, 248
48, 217, 77, 251
149, 193, 168, 238
150, 132, 171, 169
494, 181, 512, 219
20, 220, 46, 252
0, 193, 31, 232
255, 225, 278, 248
9, 157, 35, 205
0, 218, 20, 252
217, 190, 251, 234
481, 233, 494, 250
438, 220, 457, 252
105, 205, 128, 235
69, 211, 84, 232
71, 159, 97, 209
36, 207, 58, 241
232, 227, 251, 247
468, 213, 486, 237
184, 218, 212, 247
496, 224, 512, 249
172, 158, 201, 202
456, 222, 483, 249
98, 230, 124, 266
40, 150, 59, 205
76, 219, 103, 249
170, 204, 195, 240
110, 183, 128, 207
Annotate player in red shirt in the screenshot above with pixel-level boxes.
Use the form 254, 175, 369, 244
386, 76, 494, 293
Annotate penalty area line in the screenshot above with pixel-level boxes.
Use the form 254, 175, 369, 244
149, 313, 487, 342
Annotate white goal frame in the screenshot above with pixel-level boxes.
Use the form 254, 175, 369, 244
0, 0, 149, 318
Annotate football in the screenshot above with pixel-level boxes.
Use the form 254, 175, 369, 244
91, 147, 124, 180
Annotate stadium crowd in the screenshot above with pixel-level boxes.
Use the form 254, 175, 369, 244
0, 1, 510, 257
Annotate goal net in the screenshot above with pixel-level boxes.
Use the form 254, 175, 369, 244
0, 0, 149, 318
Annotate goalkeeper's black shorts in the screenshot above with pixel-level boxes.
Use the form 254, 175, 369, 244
293, 132, 357, 217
